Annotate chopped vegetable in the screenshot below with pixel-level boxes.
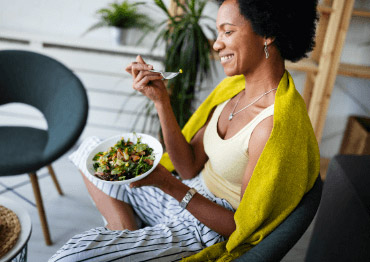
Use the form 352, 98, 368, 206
92, 135, 155, 181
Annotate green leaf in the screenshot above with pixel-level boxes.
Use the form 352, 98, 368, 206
92, 152, 104, 161
97, 166, 107, 173
111, 167, 123, 175
116, 159, 125, 166
153, 0, 172, 18
136, 143, 147, 152
86, 0, 154, 33
145, 0, 217, 129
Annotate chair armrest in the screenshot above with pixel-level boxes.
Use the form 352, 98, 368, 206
234, 177, 322, 262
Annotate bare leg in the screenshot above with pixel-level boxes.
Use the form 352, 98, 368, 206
81, 172, 139, 231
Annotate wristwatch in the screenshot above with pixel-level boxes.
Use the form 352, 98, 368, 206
179, 188, 197, 209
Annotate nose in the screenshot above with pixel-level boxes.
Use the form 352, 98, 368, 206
213, 35, 224, 53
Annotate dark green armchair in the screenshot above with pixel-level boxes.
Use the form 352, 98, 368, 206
234, 176, 322, 262
0, 50, 88, 245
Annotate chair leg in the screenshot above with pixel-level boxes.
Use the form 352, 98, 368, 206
28, 172, 52, 246
47, 165, 64, 195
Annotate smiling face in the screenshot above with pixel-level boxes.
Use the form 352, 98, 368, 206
214, 0, 266, 77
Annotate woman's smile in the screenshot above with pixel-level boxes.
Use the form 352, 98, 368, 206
220, 54, 234, 64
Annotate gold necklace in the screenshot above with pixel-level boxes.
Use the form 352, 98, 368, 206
229, 88, 277, 121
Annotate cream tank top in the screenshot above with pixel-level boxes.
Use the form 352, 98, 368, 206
202, 100, 274, 209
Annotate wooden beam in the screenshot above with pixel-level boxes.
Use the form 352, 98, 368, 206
308, 0, 355, 144
338, 63, 370, 79
318, 4, 370, 18
303, 72, 317, 109
352, 8, 370, 18
302, 0, 331, 109
286, 59, 370, 80
320, 157, 331, 180
285, 58, 318, 73
317, 4, 333, 15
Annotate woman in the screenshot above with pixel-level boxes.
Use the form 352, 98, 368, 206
50, 0, 319, 261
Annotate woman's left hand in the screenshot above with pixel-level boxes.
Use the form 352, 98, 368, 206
130, 164, 173, 189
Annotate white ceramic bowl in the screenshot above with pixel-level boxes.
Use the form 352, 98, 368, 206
86, 133, 163, 185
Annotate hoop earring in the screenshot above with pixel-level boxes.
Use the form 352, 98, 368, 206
264, 41, 269, 59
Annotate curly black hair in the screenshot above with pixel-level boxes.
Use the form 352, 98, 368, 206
217, 0, 319, 62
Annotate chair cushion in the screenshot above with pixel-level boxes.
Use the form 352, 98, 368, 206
0, 126, 48, 175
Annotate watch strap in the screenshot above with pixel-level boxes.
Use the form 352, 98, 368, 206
179, 188, 197, 209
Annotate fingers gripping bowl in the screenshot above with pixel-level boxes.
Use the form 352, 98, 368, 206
86, 133, 163, 185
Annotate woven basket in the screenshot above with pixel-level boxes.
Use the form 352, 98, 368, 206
0, 205, 21, 258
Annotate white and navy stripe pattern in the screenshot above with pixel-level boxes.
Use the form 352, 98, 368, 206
49, 136, 234, 262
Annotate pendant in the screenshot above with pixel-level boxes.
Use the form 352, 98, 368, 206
229, 113, 233, 121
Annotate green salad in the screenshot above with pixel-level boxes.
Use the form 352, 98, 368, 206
92, 136, 155, 181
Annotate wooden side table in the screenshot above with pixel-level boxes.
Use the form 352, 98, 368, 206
0, 197, 32, 262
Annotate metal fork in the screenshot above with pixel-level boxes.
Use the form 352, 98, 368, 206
149, 69, 182, 80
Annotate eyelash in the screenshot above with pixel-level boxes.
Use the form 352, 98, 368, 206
216, 30, 233, 38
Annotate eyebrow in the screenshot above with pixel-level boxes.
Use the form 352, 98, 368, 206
217, 22, 237, 29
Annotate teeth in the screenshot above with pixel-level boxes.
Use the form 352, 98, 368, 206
221, 55, 234, 62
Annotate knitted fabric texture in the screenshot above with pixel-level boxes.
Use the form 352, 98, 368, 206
160, 71, 320, 261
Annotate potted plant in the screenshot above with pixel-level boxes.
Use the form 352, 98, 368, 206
85, 0, 155, 45
154, 0, 216, 128
133, 0, 216, 134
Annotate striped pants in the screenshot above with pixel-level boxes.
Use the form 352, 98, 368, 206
49, 137, 234, 262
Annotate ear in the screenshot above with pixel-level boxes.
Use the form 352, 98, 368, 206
264, 37, 275, 46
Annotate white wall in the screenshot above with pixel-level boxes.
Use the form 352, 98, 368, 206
0, 0, 168, 48
0, 0, 369, 158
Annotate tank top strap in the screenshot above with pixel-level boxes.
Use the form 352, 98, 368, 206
242, 104, 274, 150
247, 104, 274, 131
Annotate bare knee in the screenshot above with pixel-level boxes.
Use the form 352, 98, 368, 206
81, 172, 139, 230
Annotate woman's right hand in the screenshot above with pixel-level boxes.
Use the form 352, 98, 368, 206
125, 55, 169, 104
126, 57, 207, 180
